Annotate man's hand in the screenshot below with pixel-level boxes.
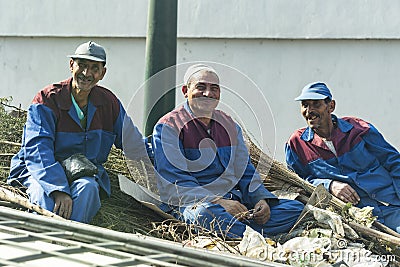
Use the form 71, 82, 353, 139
51, 191, 73, 219
330, 181, 360, 205
252, 199, 270, 225
213, 198, 248, 219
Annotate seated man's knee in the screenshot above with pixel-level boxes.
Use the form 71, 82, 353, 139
179, 202, 243, 237
251, 199, 304, 236
293, 200, 305, 212
181, 202, 237, 228
380, 206, 400, 233
69, 178, 101, 223
71, 177, 99, 194
182, 203, 216, 224
284, 199, 304, 221
70, 177, 100, 206
280, 199, 304, 212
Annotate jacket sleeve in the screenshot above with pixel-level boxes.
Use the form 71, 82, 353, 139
285, 142, 332, 191
114, 102, 151, 160
234, 125, 277, 207
363, 123, 400, 179
152, 123, 216, 207
23, 104, 70, 196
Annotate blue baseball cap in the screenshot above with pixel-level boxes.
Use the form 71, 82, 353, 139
295, 82, 332, 101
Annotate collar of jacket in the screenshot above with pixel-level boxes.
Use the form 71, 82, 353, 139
58, 77, 104, 110
300, 114, 354, 142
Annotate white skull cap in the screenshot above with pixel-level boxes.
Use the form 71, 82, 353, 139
183, 64, 218, 85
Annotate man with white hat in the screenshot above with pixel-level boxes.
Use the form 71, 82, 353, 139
8, 41, 149, 223
152, 64, 304, 238
286, 81, 400, 233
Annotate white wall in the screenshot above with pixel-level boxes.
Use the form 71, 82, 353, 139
1, 0, 399, 162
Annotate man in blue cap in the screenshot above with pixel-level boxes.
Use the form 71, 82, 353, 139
285, 81, 400, 233
8, 41, 150, 223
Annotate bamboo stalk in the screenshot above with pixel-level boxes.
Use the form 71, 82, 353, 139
0, 186, 64, 220
0, 153, 15, 157
348, 221, 400, 248
0, 102, 26, 113
373, 221, 400, 238
0, 140, 21, 146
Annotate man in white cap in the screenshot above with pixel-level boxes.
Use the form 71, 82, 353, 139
152, 64, 304, 238
286, 82, 400, 233
8, 41, 149, 223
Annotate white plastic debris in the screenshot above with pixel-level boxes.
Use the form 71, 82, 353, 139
281, 236, 331, 252
307, 205, 345, 236
237, 226, 277, 261
183, 236, 238, 254
183, 225, 392, 267
347, 206, 377, 228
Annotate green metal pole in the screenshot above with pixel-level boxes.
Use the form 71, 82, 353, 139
143, 0, 177, 136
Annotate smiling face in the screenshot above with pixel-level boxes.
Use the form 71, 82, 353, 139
182, 70, 220, 116
301, 98, 335, 134
70, 58, 106, 93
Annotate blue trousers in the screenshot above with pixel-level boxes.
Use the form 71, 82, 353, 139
358, 197, 400, 233
375, 204, 400, 233
172, 199, 304, 238
23, 176, 101, 223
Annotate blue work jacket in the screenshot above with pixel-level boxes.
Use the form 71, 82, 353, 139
8, 78, 148, 197
286, 115, 400, 210
152, 102, 277, 212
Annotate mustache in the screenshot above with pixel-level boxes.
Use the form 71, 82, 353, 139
306, 112, 320, 119
193, 96, 218, 100
78, 74, 93, 80
191, 98, 218, 104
